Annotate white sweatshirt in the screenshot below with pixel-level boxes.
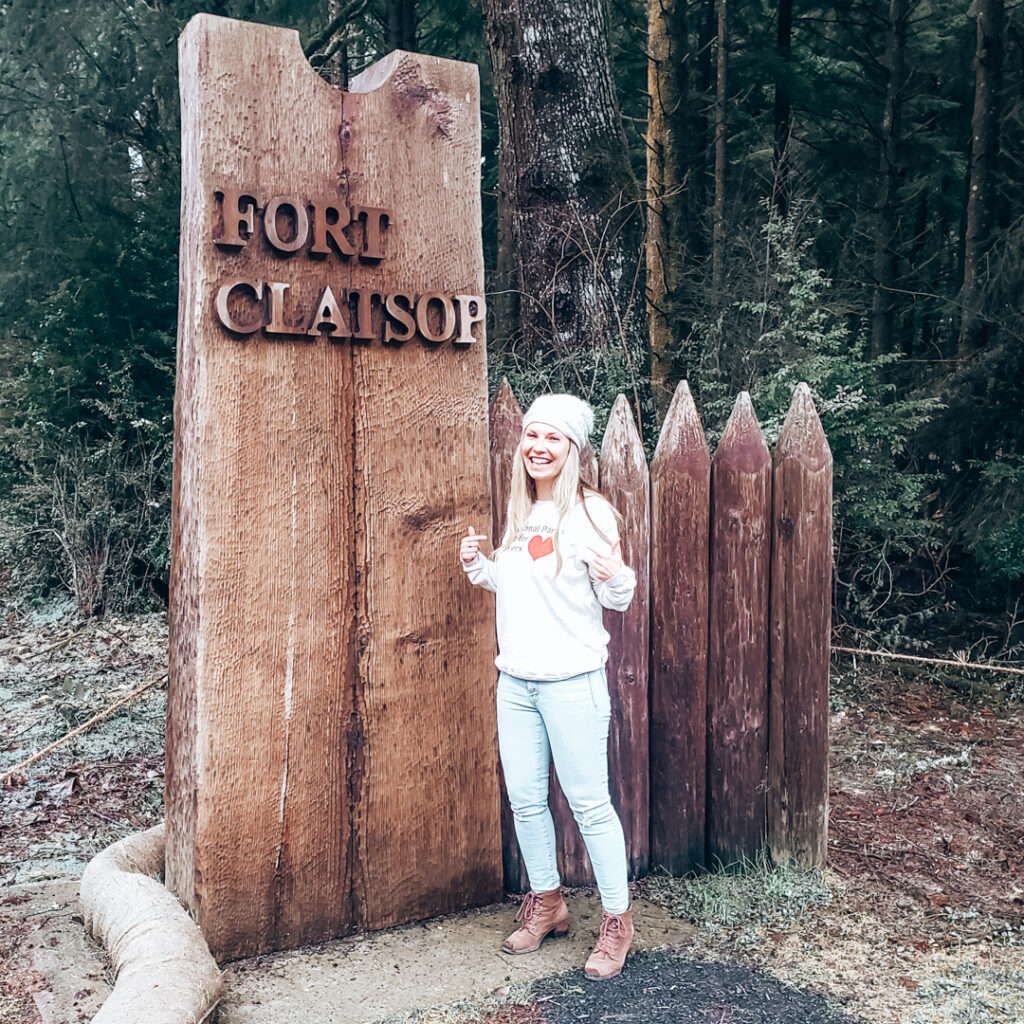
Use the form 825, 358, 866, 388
462, 495, 637, 680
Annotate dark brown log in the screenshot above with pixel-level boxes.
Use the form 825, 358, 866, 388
649, 381, 709, 874
552, 397, 650, 885
580, 443, 599, 489
488, 380, 529, 893
706, 391, 771, 867
489, 379, 523, 549
598, 395, 651, 878
550, 431, 600, 886
768, 384, 832, 868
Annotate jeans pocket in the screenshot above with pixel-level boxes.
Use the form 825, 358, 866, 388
588, 669, 611, 716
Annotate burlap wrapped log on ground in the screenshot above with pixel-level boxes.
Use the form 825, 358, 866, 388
79, 822, 222, 1024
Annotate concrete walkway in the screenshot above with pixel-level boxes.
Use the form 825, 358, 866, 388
3, 881, 696, 1024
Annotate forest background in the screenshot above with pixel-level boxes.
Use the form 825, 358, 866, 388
0, 0, 1020, 664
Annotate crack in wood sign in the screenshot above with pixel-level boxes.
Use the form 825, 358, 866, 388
167, 14, 501, 960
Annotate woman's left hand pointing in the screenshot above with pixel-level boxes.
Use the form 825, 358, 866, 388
588, 539, 626, 581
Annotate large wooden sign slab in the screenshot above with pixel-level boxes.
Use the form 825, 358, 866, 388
167, 14, 500, 959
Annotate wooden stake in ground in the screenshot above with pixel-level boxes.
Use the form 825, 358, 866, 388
599, 395, 651, 879
768, 383, 832, 868
707, 392, 771, 867
169, 15, 499, 959
650, 381, 710, 874
487, 380, 530, 894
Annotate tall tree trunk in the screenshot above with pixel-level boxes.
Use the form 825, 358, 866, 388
327, 0, 347, 87
772, 0, 793, 216
711, 0, 727, 302
482, 0, 648, 416
385, 0, 416, 51
696, 0, 716, 230
868, 0, 909, 358
959, 0, 1005, 356
870, 0, 908, 358
647, 0, 694, 417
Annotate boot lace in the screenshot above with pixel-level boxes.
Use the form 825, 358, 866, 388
514, 891, 540, 931
593, 913, 625, 957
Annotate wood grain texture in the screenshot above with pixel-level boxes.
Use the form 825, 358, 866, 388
550, 398, 651, 886
707, 391, 771, 868
598, 396, 651, 878
649, 381, 710, 874
341, 48, 500, 932
168, 15, 499, 958
580, 444, 599, 489
488, 380, 530, 893
768, 384, 832, 868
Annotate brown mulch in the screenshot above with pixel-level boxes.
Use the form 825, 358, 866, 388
479, 953, 856, 1024
827, 669, 1024, 943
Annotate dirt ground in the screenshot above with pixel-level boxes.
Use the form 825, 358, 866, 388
0, 610, 1022, 1024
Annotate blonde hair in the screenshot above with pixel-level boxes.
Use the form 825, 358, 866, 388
495, 440, 623, 576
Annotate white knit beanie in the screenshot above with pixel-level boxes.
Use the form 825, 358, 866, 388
521, 394, 595, 451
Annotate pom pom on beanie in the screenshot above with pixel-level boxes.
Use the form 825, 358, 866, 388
521, 394, 595, 451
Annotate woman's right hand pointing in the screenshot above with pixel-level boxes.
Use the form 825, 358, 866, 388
460, 527, 489, 564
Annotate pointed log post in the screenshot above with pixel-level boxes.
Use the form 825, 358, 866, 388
550, 421, 601, 885
489, 379, 522, 548
650, 381, 710, 874
768, 384, 832, 868
580, 443, 599, 489
707, 392, 771, 868
599, 395, 651, 878
488, 380, 529, 893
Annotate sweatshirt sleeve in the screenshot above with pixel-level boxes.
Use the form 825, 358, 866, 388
575, 496, 637, 612
461, 552, 497, 593
592, 565, 637, 612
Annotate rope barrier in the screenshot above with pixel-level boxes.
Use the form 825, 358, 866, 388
3, 645, 1018, 788
832, 645, 1024, 678
0, 675, 164, 787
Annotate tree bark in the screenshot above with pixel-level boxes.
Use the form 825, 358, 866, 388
772, 0, 793, 216
327, 0, 347, 88
481, 0, 647, 394
959, 0, 1004, 356
711, 0, 728, 302
647, 0, 695, 417
385, 0, 416, 51
870, 0, 908, 358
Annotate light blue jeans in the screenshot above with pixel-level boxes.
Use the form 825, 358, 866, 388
496, 667, 629, 913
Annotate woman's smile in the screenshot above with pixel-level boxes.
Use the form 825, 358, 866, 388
521, 423, 571, 486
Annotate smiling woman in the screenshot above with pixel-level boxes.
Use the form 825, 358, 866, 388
458, 393, 639, 981
521, 422, 571, 494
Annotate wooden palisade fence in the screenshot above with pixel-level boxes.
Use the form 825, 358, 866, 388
488, 379, 832, 887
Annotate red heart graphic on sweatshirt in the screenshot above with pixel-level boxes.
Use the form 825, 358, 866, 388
527, 534, 554, 560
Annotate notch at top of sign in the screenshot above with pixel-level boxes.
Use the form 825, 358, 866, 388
180, 14, 479, 102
